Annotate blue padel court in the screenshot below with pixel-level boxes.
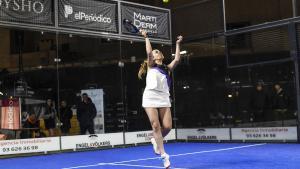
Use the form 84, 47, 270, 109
1, 143, 300, 169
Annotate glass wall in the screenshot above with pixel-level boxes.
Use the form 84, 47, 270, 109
227, 62, 297, 127
57, 34, 123, 135
0, 27, 175, 155
174, 25, 298, 142
174, 29, 298, 129
174, 36, 227, 128
0, 28, 59, 140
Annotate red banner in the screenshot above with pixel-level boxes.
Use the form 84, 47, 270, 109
1, 98, 21, 130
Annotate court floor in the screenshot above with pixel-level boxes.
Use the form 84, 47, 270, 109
1, 142, 300, 169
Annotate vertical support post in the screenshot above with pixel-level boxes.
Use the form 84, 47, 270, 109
288, 23, 300, 143
292, 0, 298, 18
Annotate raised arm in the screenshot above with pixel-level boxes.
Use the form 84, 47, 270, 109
141, 30, 154, 67
168, 35, 183, 71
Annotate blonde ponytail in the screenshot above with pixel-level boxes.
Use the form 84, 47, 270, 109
138, 60, 148, 79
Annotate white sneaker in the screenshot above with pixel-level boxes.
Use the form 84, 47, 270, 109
150, 138, 160, 155
161, 153, 171, 169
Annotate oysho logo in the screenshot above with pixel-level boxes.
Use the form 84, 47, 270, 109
7, 100, 14, 129
0, 0, 45, 14
63, 4, 112, 24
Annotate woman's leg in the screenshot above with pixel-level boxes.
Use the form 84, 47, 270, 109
145, 107, 166, 155
159, 107, 172, 137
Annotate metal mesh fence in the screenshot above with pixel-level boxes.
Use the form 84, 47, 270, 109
225, 0, 293, 30
172, 0, 224, 38
227, 26, 291, 66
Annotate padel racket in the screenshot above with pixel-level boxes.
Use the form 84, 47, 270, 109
123, 19, 140, 34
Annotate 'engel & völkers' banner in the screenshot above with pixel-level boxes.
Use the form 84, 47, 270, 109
58, 0, 118, 32
121, 3, 170, 40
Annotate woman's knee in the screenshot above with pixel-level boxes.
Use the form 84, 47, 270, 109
151, 121, 161, 132
162, 124, 172, 131
162, 118, 172, 131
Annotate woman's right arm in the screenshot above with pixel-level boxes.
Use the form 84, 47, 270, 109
141, 30, 154, 67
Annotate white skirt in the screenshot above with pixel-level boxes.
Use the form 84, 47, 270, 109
142, 89, 171, 108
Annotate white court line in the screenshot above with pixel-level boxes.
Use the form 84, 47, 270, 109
62, 143, 266, 169
108, 163, 188, 169
171, 143, 267, 157
112, 143, 267, 164
62, 163, 106, 169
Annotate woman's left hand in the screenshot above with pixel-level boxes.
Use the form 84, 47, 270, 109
176, 35, 183, 44
140, 29, 148, 38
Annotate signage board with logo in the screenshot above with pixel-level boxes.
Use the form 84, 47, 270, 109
0, 0, 53, 25
61, 133, 123, 150
177, 128, 231, 141
58, 0, 118, 32
0, 137, 60, 155
231, 127, 298, 141
1, 98, 21, 130
121, 2, 170, 40
0, 0, 172, 42
125, 129, 175, 144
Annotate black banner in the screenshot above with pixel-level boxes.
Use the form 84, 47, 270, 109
121, 3, 170, 40
0, 0, 53, 25
58, 0, 118, 33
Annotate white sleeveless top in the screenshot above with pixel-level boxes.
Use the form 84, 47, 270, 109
142, 67, 171, 107
145, 68, 170, 95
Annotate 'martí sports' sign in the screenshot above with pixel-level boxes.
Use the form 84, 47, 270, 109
132, 12, 158, 33
121, 3, 170, 39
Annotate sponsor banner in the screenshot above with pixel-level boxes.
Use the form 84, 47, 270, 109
121, 3, 170, 39
166, 129, 176, 140
61, 133, 123, 150
232, 127, 298, 141
125, 129, 175, 144
1, 98, 21, 130
0, 0, 53, 25
177, 128, 230, 141
58, 0, 118, 32
0, 137, 60, 155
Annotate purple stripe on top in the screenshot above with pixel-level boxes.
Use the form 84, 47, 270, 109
152, 67, 172, 90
